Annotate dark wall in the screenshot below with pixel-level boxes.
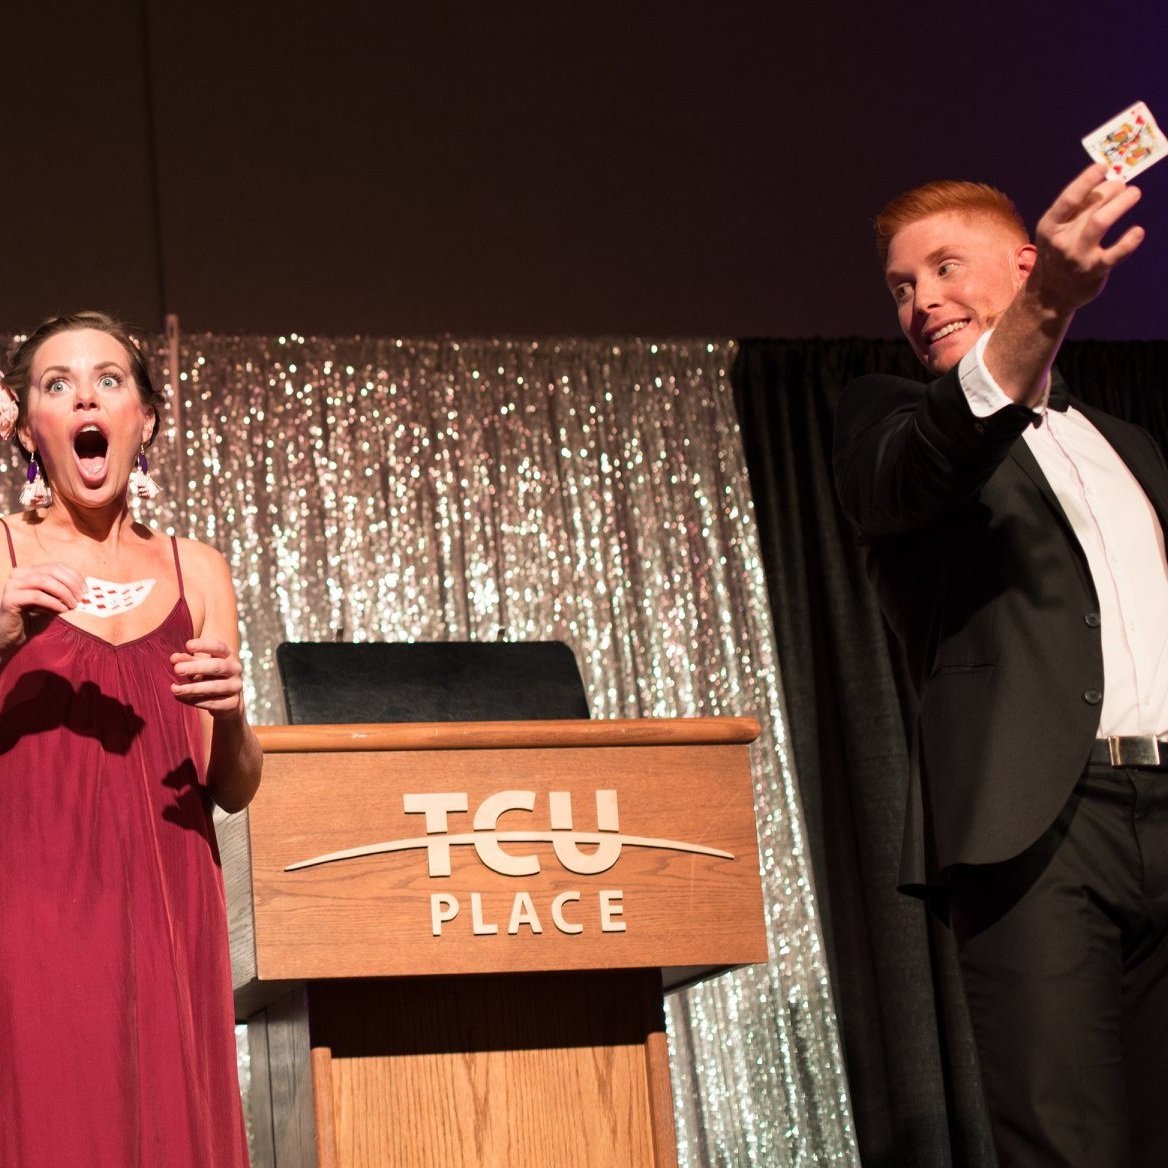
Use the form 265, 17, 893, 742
5, 1, 1167, 340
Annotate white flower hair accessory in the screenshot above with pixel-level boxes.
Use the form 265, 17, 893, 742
0, 378, 18, 441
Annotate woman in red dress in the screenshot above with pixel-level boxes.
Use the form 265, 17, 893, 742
0, 312, 262, 1167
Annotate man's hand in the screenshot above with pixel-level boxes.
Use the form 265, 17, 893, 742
985, 164, 1146, 405
1028, 162, 1145, 314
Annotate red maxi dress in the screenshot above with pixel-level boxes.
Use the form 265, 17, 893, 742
0, 528, 249, 1167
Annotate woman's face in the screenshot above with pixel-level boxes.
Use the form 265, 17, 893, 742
19, 327, 156, 509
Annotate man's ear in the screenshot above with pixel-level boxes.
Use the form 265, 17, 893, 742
1014, 242, 1038, 282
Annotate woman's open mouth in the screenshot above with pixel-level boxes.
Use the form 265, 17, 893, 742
74, 425, 110, 484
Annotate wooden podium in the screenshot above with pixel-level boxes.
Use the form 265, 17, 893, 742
219, 717, 767, 1168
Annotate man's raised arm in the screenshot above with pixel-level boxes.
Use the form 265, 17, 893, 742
984, 162, 1145, 407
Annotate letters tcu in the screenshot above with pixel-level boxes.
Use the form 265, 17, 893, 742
405, 789, 627, 939
402, 788, 621, 876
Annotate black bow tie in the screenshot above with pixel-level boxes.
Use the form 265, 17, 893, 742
1046, 378, 1070, 412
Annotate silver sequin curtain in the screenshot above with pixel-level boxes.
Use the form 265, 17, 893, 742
1, 332, 858, 1166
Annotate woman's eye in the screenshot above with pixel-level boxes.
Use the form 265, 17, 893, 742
46, 378, 67, 393
99, 375, 120, 389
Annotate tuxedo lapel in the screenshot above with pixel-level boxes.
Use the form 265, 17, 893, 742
1008, 437, 1062, 515
1006, 370, 1076, 532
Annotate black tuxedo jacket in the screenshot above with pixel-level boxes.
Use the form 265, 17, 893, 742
833, 367, 1168, 898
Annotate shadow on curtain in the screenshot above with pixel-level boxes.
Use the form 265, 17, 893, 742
731, 336, 1168, 1167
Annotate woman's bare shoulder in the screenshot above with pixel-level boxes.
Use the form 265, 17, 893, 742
0, 512, 17, 584
1, 510, 36, 534
174, 534, 233, 582
0, 511, 35, 567
173, 536, 240, 640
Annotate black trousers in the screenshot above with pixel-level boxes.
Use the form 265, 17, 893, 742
948, 765, 1168, 1168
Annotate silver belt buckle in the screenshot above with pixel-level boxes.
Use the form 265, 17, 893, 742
1108, 736, 1161, 767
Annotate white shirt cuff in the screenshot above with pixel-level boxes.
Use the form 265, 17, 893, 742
958, 329, 1051, 417
958, 331, 1011, 417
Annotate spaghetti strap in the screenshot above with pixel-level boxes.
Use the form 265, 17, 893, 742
169, 536, 185, 599
0, 518, 15, 568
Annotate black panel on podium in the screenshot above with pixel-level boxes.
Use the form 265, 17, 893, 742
275, 641, 590, 725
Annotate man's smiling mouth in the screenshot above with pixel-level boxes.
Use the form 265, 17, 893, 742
926, 320, 969, 344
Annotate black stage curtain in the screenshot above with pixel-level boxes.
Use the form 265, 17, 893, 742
731, 338, 1168, 1167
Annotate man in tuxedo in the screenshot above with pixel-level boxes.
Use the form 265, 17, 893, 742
833, 164, 1168, 1166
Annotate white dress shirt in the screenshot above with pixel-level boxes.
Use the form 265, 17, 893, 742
958, 331, 1168, 737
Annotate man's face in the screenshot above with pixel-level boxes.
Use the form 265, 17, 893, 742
884, 211, 1033, 375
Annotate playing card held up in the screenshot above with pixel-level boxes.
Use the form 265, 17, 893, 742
1082, 100, 1166, 182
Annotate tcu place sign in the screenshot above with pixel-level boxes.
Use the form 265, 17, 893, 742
222, 718, 767, 995
285, 787, 737, 941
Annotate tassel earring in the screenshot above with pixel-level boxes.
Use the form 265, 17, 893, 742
128, 446, 160, 501
20, 452, 52, 510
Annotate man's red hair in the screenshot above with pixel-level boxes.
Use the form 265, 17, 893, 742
875, 181, 1028, 266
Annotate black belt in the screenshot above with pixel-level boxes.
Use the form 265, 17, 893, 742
1089, 736, 1168, 769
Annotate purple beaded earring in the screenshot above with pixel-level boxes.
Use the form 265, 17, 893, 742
128, 446, 160, 501
20, 451, 52, 510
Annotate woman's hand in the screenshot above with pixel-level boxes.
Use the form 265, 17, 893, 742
0, 562, 86, 653
169, 637, 245, 717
